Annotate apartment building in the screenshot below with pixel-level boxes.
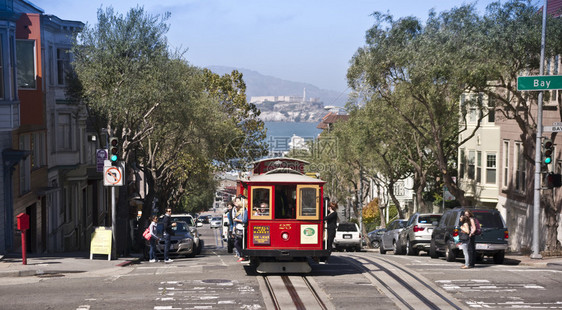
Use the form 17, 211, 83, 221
0, 0, 108, 255
459, 59, 562, 253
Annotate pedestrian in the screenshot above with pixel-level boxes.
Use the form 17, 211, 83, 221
148, 215, 160, 263
161, 208, 176, 263
225, 201, 235, 254
457, 215, 471, 269
233, 197, 248, 262
321, 201, 339, 263
464, 209, 477, 268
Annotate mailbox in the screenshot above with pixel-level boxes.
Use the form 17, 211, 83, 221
17, 213, 29, 230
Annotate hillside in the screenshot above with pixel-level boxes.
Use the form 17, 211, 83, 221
207, 66, 348, 122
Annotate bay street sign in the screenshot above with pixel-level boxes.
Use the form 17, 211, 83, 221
517, 75, 562, 91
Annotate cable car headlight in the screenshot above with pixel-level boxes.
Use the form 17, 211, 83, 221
281, 231, 290, 241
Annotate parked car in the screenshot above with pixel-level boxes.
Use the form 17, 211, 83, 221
430, 208, 508, 264
396, 213, 442, 255
171, 213, 203, 255
210, 216, 222, 229
146, 220, 195, 258
367, 228, 386, 249
379, 219, 407, 254
333, 222, 362, 252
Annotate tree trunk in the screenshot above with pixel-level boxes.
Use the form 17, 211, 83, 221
543, 191, 562, 252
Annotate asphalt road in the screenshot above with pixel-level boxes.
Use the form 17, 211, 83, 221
0, 225, 560, 310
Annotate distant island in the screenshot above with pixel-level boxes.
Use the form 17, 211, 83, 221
207, 66, 347, 122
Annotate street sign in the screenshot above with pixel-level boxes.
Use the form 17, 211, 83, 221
96, 149, 108, 172
517, 75, 562, 91
103, 165, 124, 186
544, 126, 562, 132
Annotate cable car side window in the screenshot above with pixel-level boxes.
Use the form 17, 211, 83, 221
296, 185, 320, 220
251, 186, 272, 219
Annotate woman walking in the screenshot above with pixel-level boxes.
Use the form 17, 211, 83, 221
148, 215, 160, 263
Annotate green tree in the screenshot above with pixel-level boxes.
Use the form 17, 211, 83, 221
475, 0, 562, 251
71, 6, 266, 253
347, 6, 489, 208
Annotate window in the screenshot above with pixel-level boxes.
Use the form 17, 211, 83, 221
57, 113, 72, 150
515, 143, 525, 192
394, 181, 405, 196
0, 36, 4, 99
460, 148, 466, 179
468, 150, 475, 180
297, 185, 320, 220
57, 48, 70, 85
48, 46, 54, 85
487, 96, 495, 123
274, 185, 296, 219
554, 55, 559, 75
251, 186, 272, 220
503, 141, 509, 187
476, 151, 482, 183
31, 132, 45, 169
486, 153, 497, 184
19, 134, 31, 195
16, 39, 36, 89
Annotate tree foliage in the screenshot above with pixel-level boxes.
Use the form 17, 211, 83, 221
71, 6, 266, 252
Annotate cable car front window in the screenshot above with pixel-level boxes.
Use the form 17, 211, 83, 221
251, 187, 272, 219
274, 185, 297, 219
297, 185, 320, 219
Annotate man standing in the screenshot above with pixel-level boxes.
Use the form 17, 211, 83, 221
225, 201, 235, 253
162, 208, 176, 263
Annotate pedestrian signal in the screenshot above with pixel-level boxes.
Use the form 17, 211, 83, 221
546, 173, 562, 188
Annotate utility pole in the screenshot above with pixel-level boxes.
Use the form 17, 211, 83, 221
531, 0, 548, 260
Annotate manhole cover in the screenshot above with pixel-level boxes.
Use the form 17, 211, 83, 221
202, 279, 232, 284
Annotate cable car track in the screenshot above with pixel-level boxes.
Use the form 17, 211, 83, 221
346, 254, 464, 310
262, 275, 330, 310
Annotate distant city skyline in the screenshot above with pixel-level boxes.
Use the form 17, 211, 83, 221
36, 0, 509, 92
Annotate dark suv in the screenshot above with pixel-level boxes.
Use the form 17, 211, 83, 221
430, 208, 508, 264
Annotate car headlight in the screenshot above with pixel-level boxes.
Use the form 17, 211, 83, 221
182, 238, 193, 244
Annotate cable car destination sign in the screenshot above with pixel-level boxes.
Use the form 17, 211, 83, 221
517, 75, 562, 91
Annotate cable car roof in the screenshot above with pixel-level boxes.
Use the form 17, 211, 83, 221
244, 168, 325, 184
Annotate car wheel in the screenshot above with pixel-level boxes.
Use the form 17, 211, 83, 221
429, 239, 439, 259
445, 243, 456, 262
371, 240, 380, 249
493, 251, 505, 264
356, 245, 362, 252
407, 239, 417, 256
393, 241, 401, 255
379, 244, 387, 254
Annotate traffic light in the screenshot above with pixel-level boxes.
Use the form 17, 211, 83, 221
546, 173, 562, 188
543, 139, 554, 165
108, 137, 119, 162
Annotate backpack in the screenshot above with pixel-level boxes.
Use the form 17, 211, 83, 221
473, 218, 482, 235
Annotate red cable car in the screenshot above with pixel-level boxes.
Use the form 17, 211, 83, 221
237, 158, 330, 273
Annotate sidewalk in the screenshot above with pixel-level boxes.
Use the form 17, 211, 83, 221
0, 251, 142, 278
0, 251, 560, 278
505, 253, 562, 268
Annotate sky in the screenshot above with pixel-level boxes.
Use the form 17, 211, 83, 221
33, 0, 511, 93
